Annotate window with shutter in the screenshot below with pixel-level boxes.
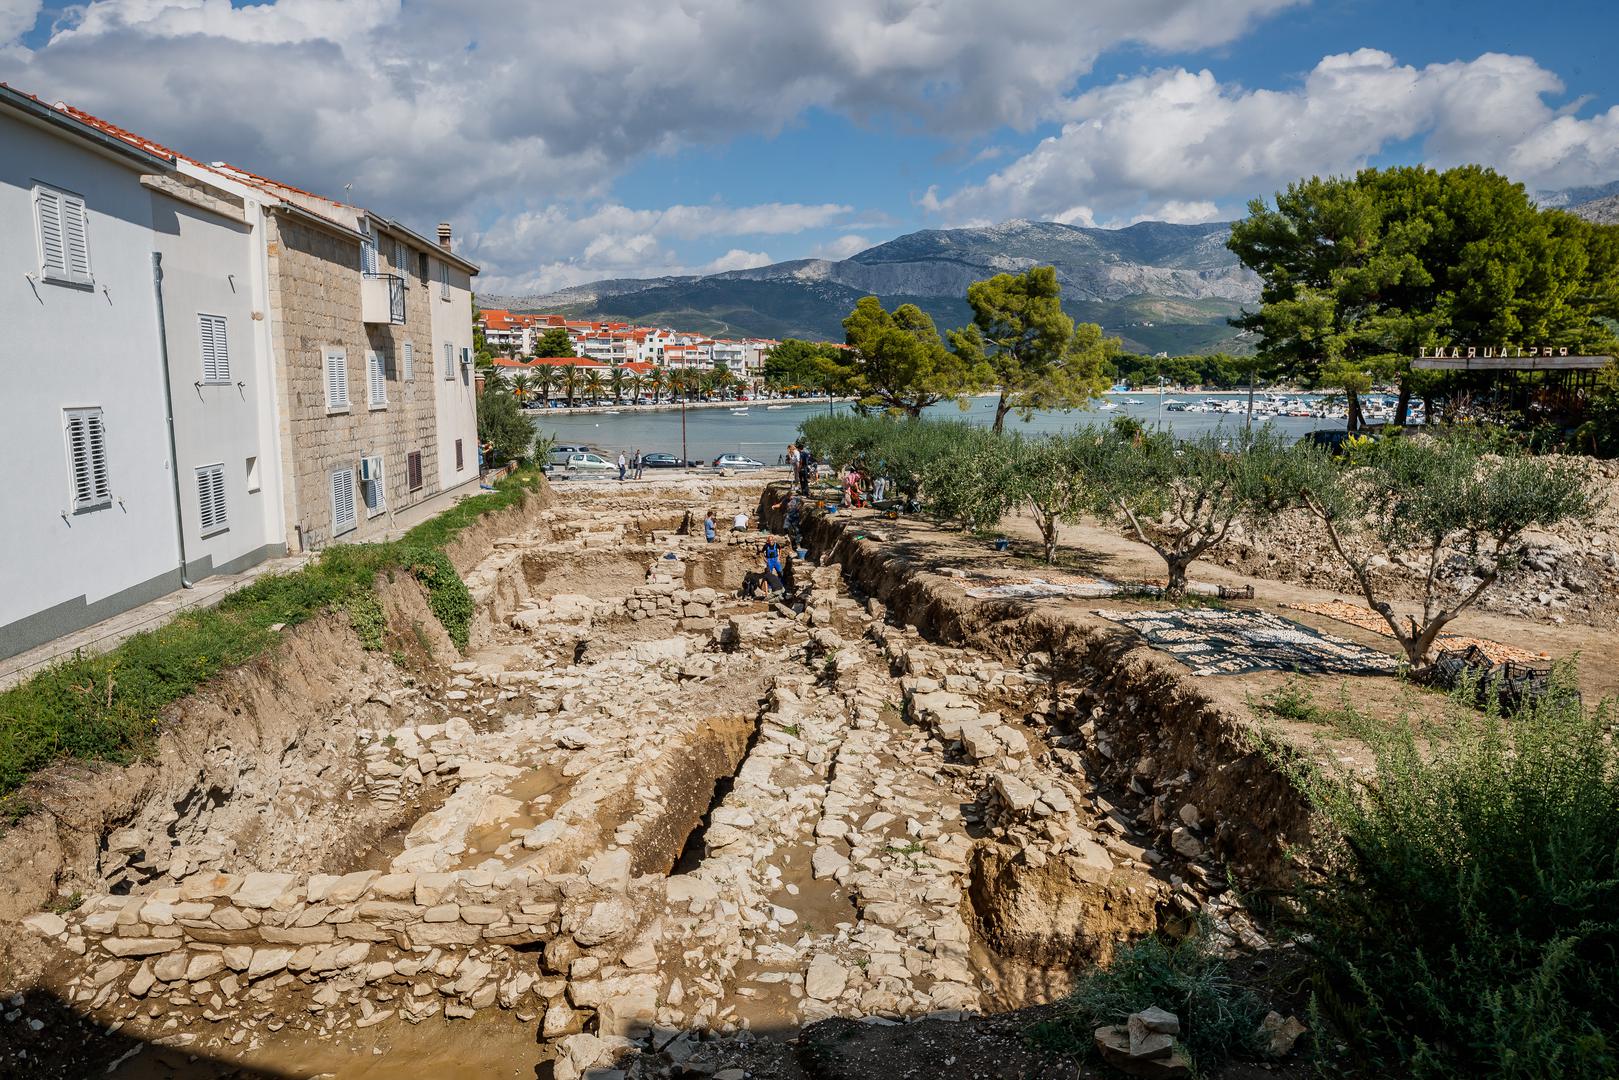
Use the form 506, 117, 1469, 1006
403, 341, 414, 381
360, 226, 378, 275
407, 450, 423, 491
439, 260, 450, 300
443, 342, 453, 380
324, 347, 349, 411
455, 438, 464, 471
367, 351, 387, 408
64, 407, 111, 511
394, 240, 408, 285
331, 468, 357, 536
198, 314, 230, 384
34, 184, 92, 286
196, 463, 228, 535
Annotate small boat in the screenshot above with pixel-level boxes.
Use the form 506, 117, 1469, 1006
730, 408, 750, 415
603, 410, 621, 416
766, 404, 790, 410
1098, 401, 1120, 411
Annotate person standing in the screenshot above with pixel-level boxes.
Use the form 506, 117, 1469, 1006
704, 511, 717, 543
786, 442, 799, 479
617, 451, 627, 481
873, 474, 887, 504
632, 449, 644, 479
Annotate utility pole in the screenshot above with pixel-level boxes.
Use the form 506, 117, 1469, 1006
1246, 360, 1256, 430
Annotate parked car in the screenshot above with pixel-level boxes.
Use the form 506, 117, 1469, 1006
713, 453, 765, 469
562, 452, 615, 472
547, 444, 594, 468
641, 452, 681, 469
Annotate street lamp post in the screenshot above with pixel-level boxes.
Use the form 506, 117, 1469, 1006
1156, 375, 1167, 428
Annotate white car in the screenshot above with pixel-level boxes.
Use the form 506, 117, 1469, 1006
712, 453, 765, 469
563, 452, 615, 472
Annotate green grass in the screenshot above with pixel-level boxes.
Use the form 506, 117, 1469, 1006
1030, 930, 1269, 1075
0, 467, 545, 802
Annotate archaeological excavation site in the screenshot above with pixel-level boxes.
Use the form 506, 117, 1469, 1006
12, 464, 1594, 1080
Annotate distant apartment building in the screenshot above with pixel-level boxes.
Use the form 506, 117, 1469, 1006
0, 87, 482, 661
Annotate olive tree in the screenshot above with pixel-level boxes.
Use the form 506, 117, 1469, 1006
924, 424, 1017, 532
1006, 433, 1096, 564
1095, 425, 1297, 596
1295, 435, 1593, 670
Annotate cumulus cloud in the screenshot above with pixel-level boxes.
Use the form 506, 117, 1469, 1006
933, 49, 1619, 224
0, 0, 1304, 283
469, 201, 846, 294
811, 234, 874, 260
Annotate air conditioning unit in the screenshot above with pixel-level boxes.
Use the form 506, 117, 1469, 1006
460, 347, 472, 367
360, 456, 380, 482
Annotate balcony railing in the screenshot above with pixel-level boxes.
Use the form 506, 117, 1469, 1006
361, 272, 406, 325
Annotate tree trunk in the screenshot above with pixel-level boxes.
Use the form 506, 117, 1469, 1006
1043, 520, 1058, 565
1394, 379, 1412, 426
1422, 389, 1435, 425
993, 392, 1011, 435
1163, 554, 1191, 597
1345, 388, 1363, 432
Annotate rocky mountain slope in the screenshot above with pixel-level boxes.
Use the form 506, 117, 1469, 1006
481, 220, 1259, 354
1568, 192, 1619, 225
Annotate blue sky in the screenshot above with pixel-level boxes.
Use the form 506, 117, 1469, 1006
3, 0, 1617, 294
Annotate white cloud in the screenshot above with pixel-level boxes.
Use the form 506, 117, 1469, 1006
703, 249, 774, 273
0, 0, 1304, 284
469, 201, 845, 294
0, 0, 40, 42
1131, 200, 1221, 225
934, 49, 1619, 224
811, 234, 873, 260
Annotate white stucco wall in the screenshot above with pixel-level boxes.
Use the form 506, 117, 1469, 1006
430, 254, 479, 488
0, 113, 181, 658
150, 186, 285, 576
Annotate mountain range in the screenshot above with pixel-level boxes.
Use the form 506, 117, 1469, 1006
481, 220, 1260, 355
480, 182, 1619, 354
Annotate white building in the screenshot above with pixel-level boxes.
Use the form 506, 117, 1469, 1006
423, 222, 481, 489
0, 88, 284, 659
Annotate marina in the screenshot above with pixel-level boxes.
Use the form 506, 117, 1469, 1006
526, 390, 1394, 462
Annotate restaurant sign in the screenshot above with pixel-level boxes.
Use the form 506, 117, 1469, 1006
1418, 346, 1571, 359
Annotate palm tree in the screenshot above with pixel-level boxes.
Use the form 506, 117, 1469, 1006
482, 366, 510, 395
697, 370, 718, 401
531, 364, 558, 407
583, 369, 606, 405
609, 366, 627, 405
627, 373, 645, 403
648, 366, 666, 404
561, 363, 581, 407
510, 371, 532, 405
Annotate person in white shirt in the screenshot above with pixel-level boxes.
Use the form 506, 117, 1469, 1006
733, 511, 749, 531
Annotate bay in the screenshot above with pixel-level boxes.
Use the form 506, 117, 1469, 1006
527, 393, 1341, 465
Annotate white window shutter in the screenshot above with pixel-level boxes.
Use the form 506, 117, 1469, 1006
403, 341, 414, 381
325, 348, 349, 409
199, 314, 230, 383
439, 260, 449, 300
62, 193, 91, 283
368, 351, 387, 407
196, 464, 228, 534
65, 407, 111, 510
443, 342, 453, 380
35, 187, 68, 282
332, 468, 357, 535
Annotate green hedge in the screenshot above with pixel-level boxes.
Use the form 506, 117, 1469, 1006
0, 468, 543, 803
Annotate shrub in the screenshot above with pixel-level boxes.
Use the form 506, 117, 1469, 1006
1033, 931, 1269, 1073
1279, 676, 1619, 1078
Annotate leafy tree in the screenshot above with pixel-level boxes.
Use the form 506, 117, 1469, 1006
560, 363, 581, 407
647, 366, 666, 404
843, 296, 977, 417
1006, 434, 1097, 564
608, 365, 627, 404
583, 369, 606, 405
534, 327, 577, 358
509, 371, 532, 404
1293, 434, 1592, 670
627, 373, 645, 404
476, 384, 536, 464
1229, 165, 1619, 430
957, 266, 1114, 432
1094, 425, 1297, 596
765, 339, 855, 398
923, 425, 1018, 532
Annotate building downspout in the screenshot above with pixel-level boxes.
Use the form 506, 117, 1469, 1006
151, 251, 193, 588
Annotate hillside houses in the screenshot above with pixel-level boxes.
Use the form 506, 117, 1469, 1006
0, 86, 480, 661
476, 309, 779, 377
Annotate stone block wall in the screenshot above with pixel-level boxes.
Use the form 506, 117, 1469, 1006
265, 214, 443, 550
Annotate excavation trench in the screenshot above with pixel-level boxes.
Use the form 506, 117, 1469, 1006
1, 476, 1302, 1078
